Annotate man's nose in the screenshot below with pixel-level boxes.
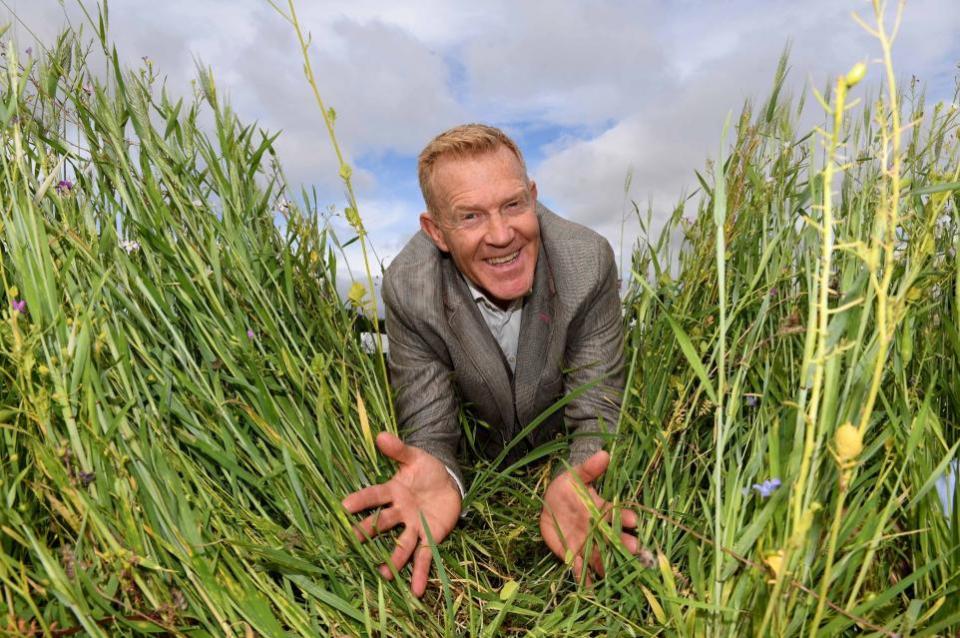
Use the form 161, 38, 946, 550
485, 212, 514, 246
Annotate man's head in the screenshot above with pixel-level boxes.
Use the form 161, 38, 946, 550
418, 124, 540, 309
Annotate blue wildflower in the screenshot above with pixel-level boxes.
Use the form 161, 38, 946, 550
752, 478, 781, 498
934, 459, 958, 521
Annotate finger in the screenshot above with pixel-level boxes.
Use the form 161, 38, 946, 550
375, 432, 413, 465
411, 544, 433, 598
603, 505, 638, 529
588, 546, 604, 579
620, 531, 639, 555
574, 450, 610, 485
380, 526, 418, 580
342, 484, 391, 514
572, 554, 585, 584
354, 507, 401, 541
619, 508, 639, 529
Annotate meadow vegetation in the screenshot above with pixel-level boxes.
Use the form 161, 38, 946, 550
1, 2, 959, 636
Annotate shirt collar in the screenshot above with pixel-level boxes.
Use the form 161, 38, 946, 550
462, 275, 525, 313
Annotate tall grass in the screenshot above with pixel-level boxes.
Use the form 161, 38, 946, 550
1, 2, 959, 636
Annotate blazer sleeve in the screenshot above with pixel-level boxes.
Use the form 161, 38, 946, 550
562, 242, 626, 467
383, 269, 465, 487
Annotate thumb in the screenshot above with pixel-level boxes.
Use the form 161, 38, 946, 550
375, 432, 412, 464
574, 450, 610, 485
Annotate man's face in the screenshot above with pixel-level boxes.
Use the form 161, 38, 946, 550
420, 146, 540, 308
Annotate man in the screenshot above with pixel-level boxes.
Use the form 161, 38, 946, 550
342, 124, 639, 597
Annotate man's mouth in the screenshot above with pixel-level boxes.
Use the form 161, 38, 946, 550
485, 250, 520, 266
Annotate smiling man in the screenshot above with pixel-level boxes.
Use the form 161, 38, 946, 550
342, 124, 638, 596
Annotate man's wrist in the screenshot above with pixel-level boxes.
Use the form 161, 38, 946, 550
443, 465, 465, 499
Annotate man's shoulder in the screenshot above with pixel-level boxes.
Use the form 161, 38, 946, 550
382, 230, 446, 315
538, 204, 615, 281
387, 229, 441, 276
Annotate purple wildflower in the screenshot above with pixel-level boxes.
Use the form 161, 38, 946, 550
752, 478, 782, 498
55, 179, 74, 194
246, 329, 255, 339
745, 395, 759, 408
11, 299, 27, 314
25, 47, 32, 56
770, 287, 778, 297
78, 471, 96, 487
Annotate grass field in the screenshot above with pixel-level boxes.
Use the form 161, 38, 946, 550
2, 3, 959, 636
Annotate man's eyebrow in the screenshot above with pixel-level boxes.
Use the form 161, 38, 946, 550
500, 189, 529, 204
449, 203, 483, 214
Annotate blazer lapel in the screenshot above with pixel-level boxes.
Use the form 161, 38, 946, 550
514, 242, 556, 425
441, 259, 515, 430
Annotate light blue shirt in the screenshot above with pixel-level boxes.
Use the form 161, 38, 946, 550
464, 277, 523, 372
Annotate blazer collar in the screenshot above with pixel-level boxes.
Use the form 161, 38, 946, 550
513, 241, 556, 424
440, 236, 556, 428
441, 256, 516, 428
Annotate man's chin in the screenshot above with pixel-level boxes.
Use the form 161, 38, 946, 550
481, 279, 533, 305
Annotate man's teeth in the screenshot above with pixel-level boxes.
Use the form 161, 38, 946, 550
486, 251, 519, 265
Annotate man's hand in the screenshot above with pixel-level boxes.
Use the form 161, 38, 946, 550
540, 450, 640, 585
342, 432, 462, 598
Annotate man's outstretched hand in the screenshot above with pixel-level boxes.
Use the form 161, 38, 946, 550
342, 432, 462, 598
540, 450, 641, 585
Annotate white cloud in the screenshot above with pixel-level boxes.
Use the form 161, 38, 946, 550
4, 0, 958, 284
530, 0, 960, 268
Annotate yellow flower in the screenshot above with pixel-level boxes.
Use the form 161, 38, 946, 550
347, 281, 367, 307
764, 550, 785, 582
835, 423, 863, 463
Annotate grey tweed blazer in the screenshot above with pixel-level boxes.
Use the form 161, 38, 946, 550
382, 204, 625, 485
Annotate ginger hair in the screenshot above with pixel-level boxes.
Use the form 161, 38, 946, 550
418, 123, 527, 215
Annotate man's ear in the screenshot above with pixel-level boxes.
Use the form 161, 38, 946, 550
529, 179, 538, 206
420, 211, 450, 253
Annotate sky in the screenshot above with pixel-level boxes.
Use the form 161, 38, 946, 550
3, 0, 959, 297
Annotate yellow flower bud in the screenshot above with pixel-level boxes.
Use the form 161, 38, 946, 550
764, 550, 785, 581
835, 424, 863, 462
8, 286, 19, 298
844, 62, 867, 88
347, 281, 367, 307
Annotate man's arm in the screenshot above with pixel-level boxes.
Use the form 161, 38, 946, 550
382, 270, 465, 487
539, 241, 638, 584
340, 270, 464, 598
562, 241, 626, 466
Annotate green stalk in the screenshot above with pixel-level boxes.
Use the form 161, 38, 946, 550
711, 116, 730, 631
277, 0, 395, 426
809, 1, 904, 633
